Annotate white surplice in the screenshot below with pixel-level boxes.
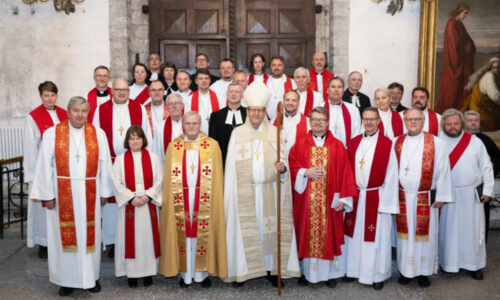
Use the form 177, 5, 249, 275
93, 99, 152, 245
151, 116, 183, 164
396, 132, 452, 278
30, 124, 114, 289
297, 90, 324, 115
186, 90, 223, 135
174, 89, 192, 107
112, 150, 163, 278
327, 101, 361, 147
344, 132, 399, 285
24, 109, 61, 248
378, 109, 398, 140
129, 83, 150, 104
210, 79, 232, 105
438, 132, 494, 272
281, 113, 309, 155
400, 108, 442, 136
266, 75, 297, 120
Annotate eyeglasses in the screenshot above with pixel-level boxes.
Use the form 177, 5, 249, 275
184, 122, 200, 126
114, 88, 129, 93
247, 108, 265, 113
167, 102, 183, 107
150, 89, 164, 93
404, 118, 424, 123
310, 118, 328, 123
362, 117, 380, 122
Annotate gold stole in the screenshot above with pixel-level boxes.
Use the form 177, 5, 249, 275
54, 121, 99, 253
171, 133, 212, 271
308, 146, 328, 257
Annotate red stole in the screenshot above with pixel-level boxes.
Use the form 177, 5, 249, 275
394, 133, 435, 241
163, 117, 173, 152
99, 100, 143, 160
324, 101, 352, 146
309, 68, 334, 100
273, 114, 308, 143
123, 149, 161, 259
345, 133, 392, 242
190, 90, 219, 112
449, 132, 472, 170
144, 102, 169, 137
377, 109, 403, 137
248, 73, 269, 85
303, 88, 315, 117
284, 76, 293, 92
404, 109, 439, 136
133, 85, 150, 105
87, 87, 112, 122
30, 105, 68, 138
182, 151, 201, 238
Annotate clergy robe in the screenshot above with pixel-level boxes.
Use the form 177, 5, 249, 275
342, 90, 371, 116
189, 73, 220, 92
325, 101, 361, 148
158, 133, 227, 283
392, 103, 407, 113
224, 120, 300, 282
210, 79, 232, 105
289, 131, 357, 283
175, 89, 192, 107
160, 80, 178, 97
438, 132, 494, 272
309, 68, 334, 101
248, 73, 269, 85
395, 132, 452, 278
274, 113, 309, 156
112, 149, 163, 278
344, 132, 399, 285
152, 116, 183, 164
186, 90, 223, 135
30, 122, 114, 289
87, 87, 112, 123
208, 106, 247, 167
401, 108, 441, 136
93, 99, 152, 245
24, 105, 67, 248
266, 75, 297, 120
298, 89, 324, 117
436, 18, 475, 113
377, 108, 404, 140
129, 83, 151, 105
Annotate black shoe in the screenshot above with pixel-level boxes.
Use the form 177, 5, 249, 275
373, 281, 384, 290
179, 279, 190, 288
201, 277, 212, 288
107, 245, 115, 259
265, 271, 272, 281
398, 275, 411, 285
38, 246, 47, 259
470, 270, 484, 280
297, 275, 309, 286
417, 276, 430, 288
325, 279, 337, 288
269, 276, 285, 288
88, 281, 101, 293
342, 276, 356, 283
232, 281, 246, 287
58, 287, 73, 297
143, 276, 153, 287
128, 278, 138, 288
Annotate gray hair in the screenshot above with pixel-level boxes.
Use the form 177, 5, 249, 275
166, 93, 183, 106
374, 88, 390, 99
182, 111, 201, 124
348, 71, 363, 79
293, 67, 310, 79
464, 109, 480, 118
403, 107, 425, 120
67, 96, 88, 112
441, 108, 465, 129
227, 82, 243, 93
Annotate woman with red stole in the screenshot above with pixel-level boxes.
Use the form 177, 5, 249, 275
247, 53, 269, 85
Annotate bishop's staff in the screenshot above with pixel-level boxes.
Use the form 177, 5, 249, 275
275, 101, 284, 295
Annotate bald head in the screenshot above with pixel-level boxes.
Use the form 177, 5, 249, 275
312, 51, 327, 73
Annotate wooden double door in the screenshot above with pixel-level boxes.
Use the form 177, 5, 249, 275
149, 0, 316, 76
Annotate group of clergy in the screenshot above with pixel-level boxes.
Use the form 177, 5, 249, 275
23, 51, 496, 297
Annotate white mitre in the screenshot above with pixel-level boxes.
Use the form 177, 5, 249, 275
244, 81, 270, 108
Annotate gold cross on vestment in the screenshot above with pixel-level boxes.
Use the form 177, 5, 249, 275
254, 150, 261, 160
359, 158, 365, 170
126, 210, 134, 218
119, 125, 125, 136
238, 144, 249, 158
368, 224, 375, 232
190, 163, 196, 174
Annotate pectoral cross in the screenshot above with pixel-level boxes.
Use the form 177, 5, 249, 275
190, 163, 196, 174
404, 166, 410, 176
254, 150, 261, 160
333, 124, 338, 134
359, 158, 365, 170
75, 153, 81, 163
119, 125, 125, 136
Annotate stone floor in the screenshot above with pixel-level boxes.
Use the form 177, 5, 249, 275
1, 225, 500, 299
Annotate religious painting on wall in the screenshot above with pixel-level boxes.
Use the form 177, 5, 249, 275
434, 0, 500, 133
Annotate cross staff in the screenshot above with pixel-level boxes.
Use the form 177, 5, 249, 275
275, 102, 283, 295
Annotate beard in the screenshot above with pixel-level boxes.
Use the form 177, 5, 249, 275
444, 129, 461, 138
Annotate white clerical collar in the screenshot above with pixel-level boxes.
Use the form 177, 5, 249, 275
297, 89, 307, 94
407, 131, 424, 139
199, 90, 209, 96
171, 117, 182, 123
44, 106, 56, 112
313, 133, 326, 146
378, 108, 391, 116
113, 99, 129, 106
152, 101, 164, 107
133, 83, 147, 88
285, 112, 299, 119
363, 130, 379, 139
329, 100, 342, 106
184, 135, 200, 142
69, 122, 84, 132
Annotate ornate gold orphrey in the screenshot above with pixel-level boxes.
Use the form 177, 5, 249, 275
23, 0, 85, 15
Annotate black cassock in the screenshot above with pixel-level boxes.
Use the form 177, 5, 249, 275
208, 106, 247, 168
342, 89, 371, 116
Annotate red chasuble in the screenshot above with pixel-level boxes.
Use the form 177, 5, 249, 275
377, 109, 404, 138
289, 131, 357, 259
123, 149, 161, 259
248, 73, 269, 85
448, 132, 472, 170
144, 102, 169, 137
404, 109, 438, 136
345, 133, 392, 242
30, 105, 68, 138
87, 87, 112, 122
190, 90, 219, 112
133, 86, 150, 105
324, 101, 352, 146
309, 68, 334, 101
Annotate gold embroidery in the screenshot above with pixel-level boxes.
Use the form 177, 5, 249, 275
308, 146, 328, 258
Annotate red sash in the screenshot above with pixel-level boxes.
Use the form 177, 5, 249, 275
248, 73, 269, 85
123, 149, 161, 259
309, 68, 334, 101
345, 133, 392, 242
133, 86, 150, 105
87, 87, 112, 122
144, 102, 169, 137
190, 90, 219, 112
99, 100, 143, 160
303, 88, 315, 117
284, 76, 293, 92
377, 109, 404, 137
403, 109, 439, 136
394, 133, 434, 241
182, 150, 201, 238
324, 101, 352, 146
30, 105, 68, 138
449, 132, 472, 170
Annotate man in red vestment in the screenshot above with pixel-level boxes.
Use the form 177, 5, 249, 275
436, 4, 475, 113
87, 66, 112, 122
289, 106, 357, 287
309, 51, 334, 101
